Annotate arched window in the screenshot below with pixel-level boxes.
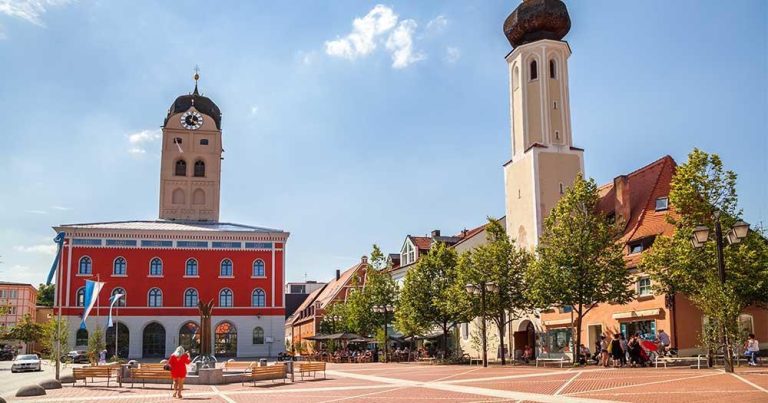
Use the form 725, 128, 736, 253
252, 260, 265, 277
172, 188, 185, 204
78, 256, 92, 275
530, 60, 538, 80
215, 322, 237, 357
75, 329, 88, 346
173, 137, 182, 145
192, 188, 205, 205
179, 322, 200, 356
219, 288, 233, 307
76, 287, 85, 307
111, 287, 126, 307
148, 288, 163, 307
175, 160, 187, 176
253, 327, 264, 344
113, 257, 126, 275
252, 289, 266, 307
513, 65, 520, 90
194, 160, 205, 177
549, 59, 556, 79
185, 259, 198, 276
220, 259, 233, 277
184, 288, 199, 307
150, 258, 163, 276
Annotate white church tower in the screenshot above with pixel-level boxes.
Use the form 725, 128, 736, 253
503, 0, 584, 248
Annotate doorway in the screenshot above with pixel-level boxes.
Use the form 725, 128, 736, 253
587, 324, 603, 352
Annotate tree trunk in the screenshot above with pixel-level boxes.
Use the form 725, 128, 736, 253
442, 321, 450, 359
497, 311, 506, 365
575, 304, 583, 366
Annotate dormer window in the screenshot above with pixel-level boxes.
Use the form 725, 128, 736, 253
655, 197, 669, 211
401, 241, 416, 266
629, 243, 643, 254
628, 236, 656, 255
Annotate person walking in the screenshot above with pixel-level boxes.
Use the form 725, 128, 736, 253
168, 346, 191, 399
599, 335, 609, 367
745, 334, 760, 366
619, 333, 628, 367
610, 334, 623, 368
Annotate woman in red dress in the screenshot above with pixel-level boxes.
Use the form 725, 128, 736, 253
168, 346, 191, 399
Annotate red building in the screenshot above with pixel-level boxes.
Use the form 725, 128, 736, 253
53, 76, 289, 359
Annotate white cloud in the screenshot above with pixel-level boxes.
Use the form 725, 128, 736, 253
0, 0, 72, 27
385, 20, 425, 69
14, 244, 57, 256
126, 128, 161, 155
445, 46, 461, 64
250, 105, 259, 116
426, 15, 448, 33
24, 209, 47, 214
51, 205, 71, 211
325, 4, 398, 60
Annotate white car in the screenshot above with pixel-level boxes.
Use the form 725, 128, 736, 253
11, 354, 42, 373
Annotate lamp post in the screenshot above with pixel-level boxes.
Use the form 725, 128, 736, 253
372, 305, 394, 362
330, 315, 341, 334
465, 281, 499, 367
690, 211, 749, 373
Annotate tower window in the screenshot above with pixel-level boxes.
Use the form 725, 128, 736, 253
173, 137, 182, 145
559, 183, 564, 194
175, 160, 187, 176
553, 101, 558, 110
555, 131, 560, 140
518, 189, 521, 199
530, 60, 538, 80
200, 139, 209, 145
512, 66, 520, 90
194, 160, 205, 177
549, 59, 556, 79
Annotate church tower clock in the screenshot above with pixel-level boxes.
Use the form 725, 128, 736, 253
502, 0, 584, 247
158, 73, 223, 221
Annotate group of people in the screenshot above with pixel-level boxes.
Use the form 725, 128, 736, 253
575, 329, 672, 368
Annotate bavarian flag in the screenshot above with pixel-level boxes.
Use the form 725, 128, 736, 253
81, 279, 105, 330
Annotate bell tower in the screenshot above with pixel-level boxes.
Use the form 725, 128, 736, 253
503, 0, 584, 247
158, 72, 223, 222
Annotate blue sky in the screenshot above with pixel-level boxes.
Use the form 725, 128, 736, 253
1, 0, 766, 286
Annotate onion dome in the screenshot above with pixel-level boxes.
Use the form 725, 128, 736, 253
503, 0, 571, 48
164, 72, 222, 129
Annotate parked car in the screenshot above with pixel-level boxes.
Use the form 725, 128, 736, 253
60, 350, 89, 364
0, 350, 14, 361
11, 354, 42, 373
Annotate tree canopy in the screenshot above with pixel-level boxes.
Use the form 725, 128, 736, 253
37, 284, 55, 307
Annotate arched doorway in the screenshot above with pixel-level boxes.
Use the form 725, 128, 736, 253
179, 322, 200, 357
105, 322, 129, 359
513, 320, 537, 359
142, 322, 166, 358
214, 321, 237, 358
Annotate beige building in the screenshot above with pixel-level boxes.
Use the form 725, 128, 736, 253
158, 74, 223, 221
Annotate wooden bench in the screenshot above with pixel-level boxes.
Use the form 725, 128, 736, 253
296, 362, 326, 380
139, 363, 167, 370
129, 368, 173, 388
242, 365, 287, 386
536, 356, 570, 368
224, 361, 257, 372
654, 355, 706, 369
72, 366, 119, 387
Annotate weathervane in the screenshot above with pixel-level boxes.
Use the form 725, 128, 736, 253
193, 65, 200, 96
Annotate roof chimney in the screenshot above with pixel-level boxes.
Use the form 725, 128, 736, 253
431, 229, 441, 238
613, 175, 631, 226
335, 269, 340, 281
361, 256, 368, 264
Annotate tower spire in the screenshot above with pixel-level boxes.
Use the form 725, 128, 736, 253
193, 65, 200, 96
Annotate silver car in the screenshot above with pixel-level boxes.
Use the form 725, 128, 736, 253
11, 354, 42, 373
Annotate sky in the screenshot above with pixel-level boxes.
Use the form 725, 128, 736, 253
0, 0, 766, 287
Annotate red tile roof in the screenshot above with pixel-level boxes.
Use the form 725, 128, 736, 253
410, 236, 433, 250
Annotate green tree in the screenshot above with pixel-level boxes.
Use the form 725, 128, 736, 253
87, 326, 105, 364
459, 218, 534, 365
37, 284, 55, 307
6, 314, 43, 346
642, 149, 768, 372
40, 318, 70, 362
527, 174, 633, 361
396, 242, 471, 358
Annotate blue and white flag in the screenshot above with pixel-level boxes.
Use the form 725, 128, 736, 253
106, 293, 123, 328
81, 280, 105, 330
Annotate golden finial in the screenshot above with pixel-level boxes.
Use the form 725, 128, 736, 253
193, 65, 200, 95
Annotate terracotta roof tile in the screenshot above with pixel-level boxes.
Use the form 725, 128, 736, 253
410, 236, 433, 250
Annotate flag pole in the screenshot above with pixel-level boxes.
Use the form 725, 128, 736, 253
115, 302, 118, 360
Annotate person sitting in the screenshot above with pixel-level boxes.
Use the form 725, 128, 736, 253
578, 344, 590, 365
522, 345, 533, 364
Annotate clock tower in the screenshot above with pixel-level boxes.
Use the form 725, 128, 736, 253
158, 73, 223, 221
502, 0, 584, 248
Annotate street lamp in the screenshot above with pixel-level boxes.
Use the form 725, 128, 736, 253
372, 304, 395, 362
690, 211, 749, 373
330, 315, 341, 333
465, 281, 498, 367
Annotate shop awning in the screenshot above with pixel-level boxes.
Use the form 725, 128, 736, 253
612, 308, 661, 320
543, 318, 572, 326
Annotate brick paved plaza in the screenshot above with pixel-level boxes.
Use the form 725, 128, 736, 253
12, 363, 768, 403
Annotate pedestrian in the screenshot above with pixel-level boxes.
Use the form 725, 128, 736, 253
168, 346, 191, 399
599, 335, 609, 367
745, 334, 760, 366
619, 333, 628, 367
657, 329, 670, 356
610, 333, 622, 368
99, 349, 107, 365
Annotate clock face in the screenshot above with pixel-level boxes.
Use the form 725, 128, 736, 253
180, 111, 203, 130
